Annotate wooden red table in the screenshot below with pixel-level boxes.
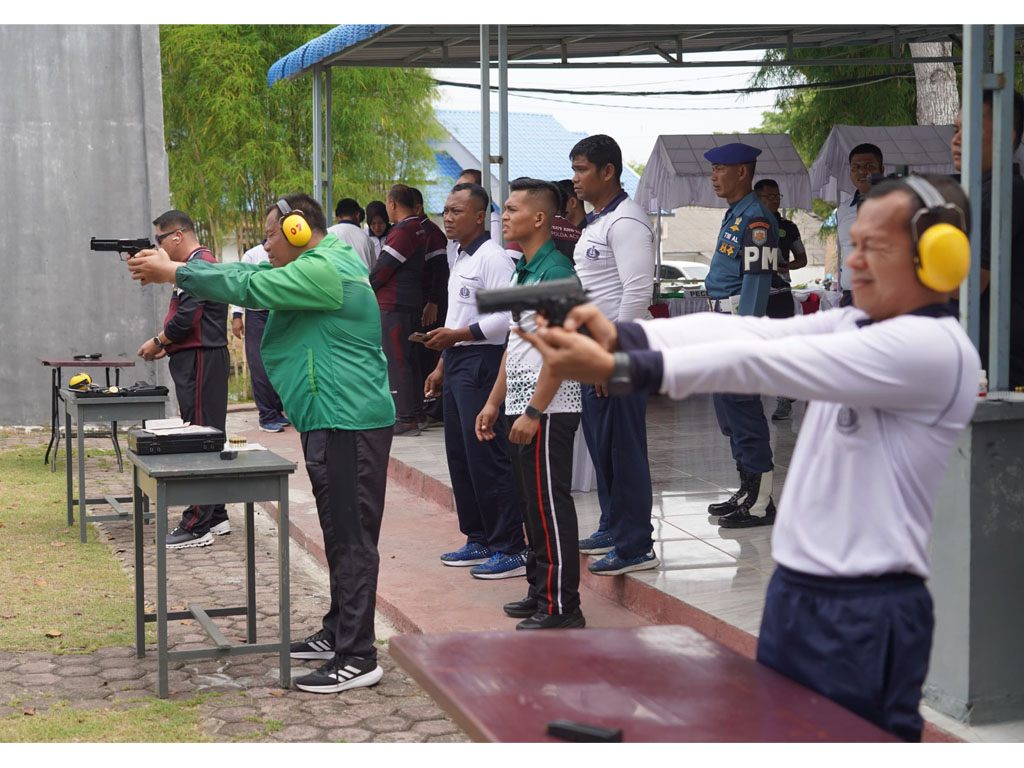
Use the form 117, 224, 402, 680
389, 625, 897, 743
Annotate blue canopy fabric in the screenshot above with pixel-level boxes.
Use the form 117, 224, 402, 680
267, 25, 389, 86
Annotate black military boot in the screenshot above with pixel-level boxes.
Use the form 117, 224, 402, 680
708, 464, 752, 516
719, 470, 777, 528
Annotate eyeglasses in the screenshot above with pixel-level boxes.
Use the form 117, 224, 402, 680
155, 228, 184, 245
758, 193, 783, 201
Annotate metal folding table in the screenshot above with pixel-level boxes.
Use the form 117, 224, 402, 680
127, 448, 297, 698
59, 389, 168, 542
41, 355, 135, 470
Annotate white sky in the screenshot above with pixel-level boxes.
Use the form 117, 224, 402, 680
433, 50, 774, 169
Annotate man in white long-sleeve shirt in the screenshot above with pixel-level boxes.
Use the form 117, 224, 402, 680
519, 174, 979, 742
569, 134, 658, 576
327, 197, 376, 272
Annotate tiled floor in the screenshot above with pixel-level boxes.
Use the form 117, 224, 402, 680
391, 391, 802, 640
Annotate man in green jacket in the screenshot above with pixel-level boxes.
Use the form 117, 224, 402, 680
127, 194, 395, 694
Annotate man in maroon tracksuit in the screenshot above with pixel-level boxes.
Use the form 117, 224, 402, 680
136, 210, 229, 549
370, 185, 427, 436
411, 187, 449, 426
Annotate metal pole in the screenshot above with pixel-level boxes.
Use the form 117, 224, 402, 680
959, 25, 985, 348
480, 25, 491, 233
312, 64, 323, 206
654, 209, 663, 303
325, 66, 333, 217
498, 25, 509, 245
989, 25, 1014, 391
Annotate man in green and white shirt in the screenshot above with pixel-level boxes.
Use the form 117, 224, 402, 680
127, 193, 394, 695
475, 178, 585, 630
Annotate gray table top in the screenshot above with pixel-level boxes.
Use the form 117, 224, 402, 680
126, 448, 297, 478
58, 390, 169, 406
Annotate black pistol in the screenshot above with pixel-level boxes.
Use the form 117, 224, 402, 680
90, 237, 155, 260
475, 277, 588, 327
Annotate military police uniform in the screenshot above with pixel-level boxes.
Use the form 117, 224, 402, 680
702, 143, 779, 527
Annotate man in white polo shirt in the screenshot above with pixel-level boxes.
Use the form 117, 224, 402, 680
837, 143, 885, 307
569, 134, 658, 576
423, 182, 525, 580
519, 174, 979, 742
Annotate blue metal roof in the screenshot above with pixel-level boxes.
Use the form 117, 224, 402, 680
267, 25, 390, 86
423, 110, 640, 213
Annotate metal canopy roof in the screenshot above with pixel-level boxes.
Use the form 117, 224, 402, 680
268, 24, 978, 84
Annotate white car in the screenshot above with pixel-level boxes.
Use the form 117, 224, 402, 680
657, 259, 709, 285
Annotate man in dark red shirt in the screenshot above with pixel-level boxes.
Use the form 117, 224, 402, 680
135, 210, 229, 549
411, 187, 449, 426
370, 185, 427, 435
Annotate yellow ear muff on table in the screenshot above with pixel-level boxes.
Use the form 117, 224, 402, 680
916, 222, 970, 293
69, 372, 92, 390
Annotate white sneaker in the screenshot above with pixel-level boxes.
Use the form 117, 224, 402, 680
294, 655, 384, 694
165, 528, 214, 549
210, 520, 231, 536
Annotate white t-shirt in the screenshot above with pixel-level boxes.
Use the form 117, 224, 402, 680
327, 221, 376, 272
504, 306, 582, 415
230, 243, 270, 315
573, 191, 655, 322
637, 306, 980, 579
835, 192, 860, 291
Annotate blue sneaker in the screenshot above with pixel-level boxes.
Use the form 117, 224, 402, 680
588, 547, 660, 576
578, 529, 614, 555
440, 542, 492, 567
258, 421, 285, 433
278, 416, 291, 426
470, 551, 527, 580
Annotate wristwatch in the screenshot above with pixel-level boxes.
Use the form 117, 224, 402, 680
152, 336, 164, 349
605, 351, 634, 396
524, 404, 542, 420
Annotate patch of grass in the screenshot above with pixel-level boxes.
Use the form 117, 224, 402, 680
0, 695, 215, 743
231, 716, 283, 741
0, 446, 147, 653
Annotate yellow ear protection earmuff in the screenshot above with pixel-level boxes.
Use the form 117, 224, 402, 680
69, 372, 92, 391
901, 175, 970, 293
276, 199, 312, 247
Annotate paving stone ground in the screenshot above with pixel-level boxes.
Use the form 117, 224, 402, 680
0, 429, 470, 743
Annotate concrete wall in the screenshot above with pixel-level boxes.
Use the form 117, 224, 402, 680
926, 398, 1024, 723
0, 25, 171, 425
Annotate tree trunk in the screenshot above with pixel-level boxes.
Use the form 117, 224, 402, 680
911, 42, 960, 125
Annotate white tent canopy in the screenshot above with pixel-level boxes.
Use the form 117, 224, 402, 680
635, 133, 812, 213
809, 125, 960, 202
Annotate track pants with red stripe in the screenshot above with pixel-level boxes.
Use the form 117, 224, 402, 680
508, 412, 581, 616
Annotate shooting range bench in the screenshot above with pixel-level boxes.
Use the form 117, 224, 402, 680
59, 388, 168, 542
389, 625, 897, 742
128, 448, 296, 698
41, 355, 136, 470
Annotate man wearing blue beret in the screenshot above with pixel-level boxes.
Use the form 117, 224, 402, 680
703, 142, 779, 527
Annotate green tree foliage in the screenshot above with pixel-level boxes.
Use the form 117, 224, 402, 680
750, 45, 918, 168
159, 25, 439, 253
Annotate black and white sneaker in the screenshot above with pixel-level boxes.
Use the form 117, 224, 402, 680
290, 629, 335, 660
165, 527, 214, 549
294, 654, 383, 694
209, 520, 231, 536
